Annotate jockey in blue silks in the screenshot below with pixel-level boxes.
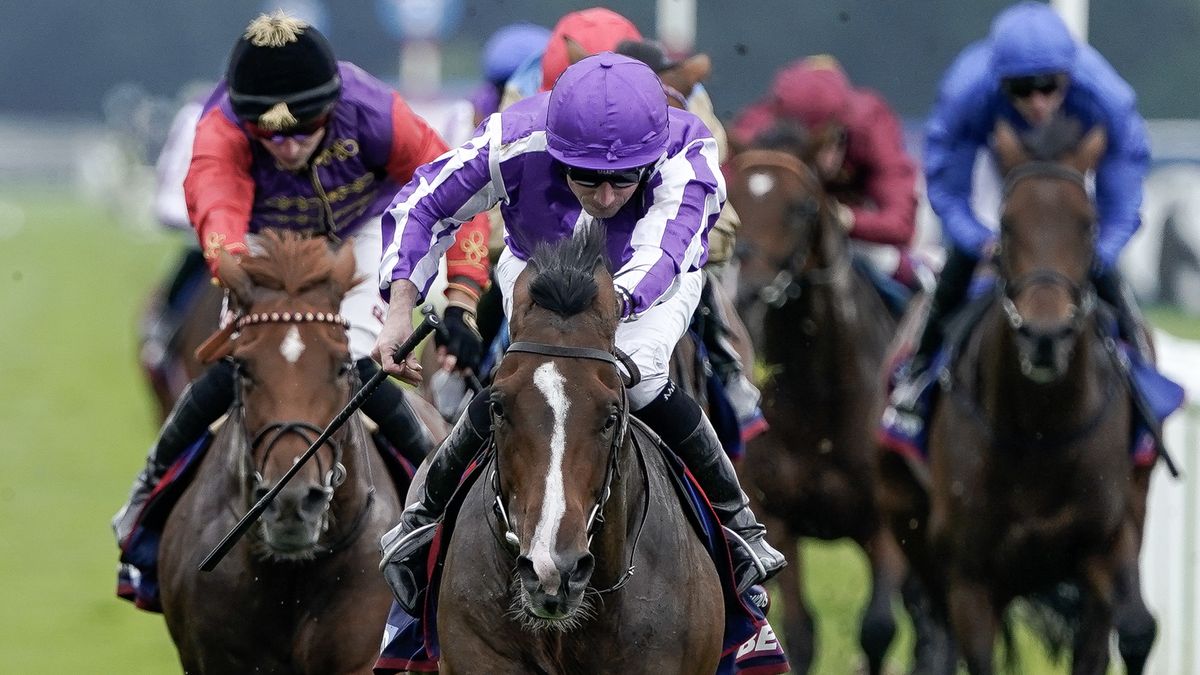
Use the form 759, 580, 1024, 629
373, 53, 786, 611
889, 1, 1151, 425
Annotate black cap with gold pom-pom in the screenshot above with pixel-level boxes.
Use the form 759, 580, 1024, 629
226, 12, 341, 130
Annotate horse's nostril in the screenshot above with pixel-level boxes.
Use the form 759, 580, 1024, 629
569, 553, 595, 589
516, 555, 540, 593
303, 486, 330, 511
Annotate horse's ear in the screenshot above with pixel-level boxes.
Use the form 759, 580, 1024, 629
216, 251, 255, 307
331, 241, 359, 296
508, 267, 533, 337
564, 36, 590, 66
992, 120, 1028, 175
1070, 125, 1107, 173
677, 53, 711, 87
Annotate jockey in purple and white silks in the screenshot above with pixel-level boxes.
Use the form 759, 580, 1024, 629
373, 53, 786, 613
887, 1, 1152, 429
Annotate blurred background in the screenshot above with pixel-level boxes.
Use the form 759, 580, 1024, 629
1, 1, 1198, 672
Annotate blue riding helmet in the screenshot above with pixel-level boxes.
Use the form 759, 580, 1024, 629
545, 52, 669, 171
988, 1, 1078, 79
481, 22, 551, 85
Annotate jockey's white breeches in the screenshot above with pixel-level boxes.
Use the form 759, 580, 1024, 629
495, 246, 704, 410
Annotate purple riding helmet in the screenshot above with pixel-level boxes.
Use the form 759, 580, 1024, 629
545, 52, 669, 171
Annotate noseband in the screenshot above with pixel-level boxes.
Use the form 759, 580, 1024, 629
733, 149, 847, 308
489, 341, 649, 595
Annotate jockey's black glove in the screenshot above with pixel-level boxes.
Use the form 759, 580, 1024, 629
436, 304, 484, 374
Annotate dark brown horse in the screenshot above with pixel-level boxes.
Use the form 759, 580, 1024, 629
433, 225, 724, 672
158, 231, 418, 674
883, 122, 1157, 674
726, 131, 909, 674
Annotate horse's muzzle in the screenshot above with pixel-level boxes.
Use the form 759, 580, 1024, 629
516, 552, 594, 619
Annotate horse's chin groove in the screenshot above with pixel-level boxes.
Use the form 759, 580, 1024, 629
253, 531, 322, 563
505, 577, 597, 634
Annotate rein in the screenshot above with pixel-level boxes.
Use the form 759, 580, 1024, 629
490, 341, 651, 595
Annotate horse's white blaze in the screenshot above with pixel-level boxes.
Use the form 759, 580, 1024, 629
280, 326, 305, 364
530, 362, 569, 594
748, 172, 775, 198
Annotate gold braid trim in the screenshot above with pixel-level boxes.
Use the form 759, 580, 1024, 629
245, 11, 308, 48
258, 103, 297, 131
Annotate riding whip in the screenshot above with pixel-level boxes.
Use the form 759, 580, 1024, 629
199, 312, 439, 572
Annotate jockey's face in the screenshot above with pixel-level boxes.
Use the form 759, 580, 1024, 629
563, 165, 646, 219
814, 126, 848, 181
1004, 73, 1069, 127
258, 127, 327, 171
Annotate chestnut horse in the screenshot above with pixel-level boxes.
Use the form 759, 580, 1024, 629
881, 121, 1157, 674
158, 231, 415, 674
726, 127, 910, 674
434, 225, 724, 672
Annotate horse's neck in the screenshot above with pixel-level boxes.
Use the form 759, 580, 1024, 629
762, 266, 880, 396
976, 311, 1105, 434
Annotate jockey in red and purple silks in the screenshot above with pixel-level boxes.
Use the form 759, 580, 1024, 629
374, 53, 787, 615
113, 11, 488, 548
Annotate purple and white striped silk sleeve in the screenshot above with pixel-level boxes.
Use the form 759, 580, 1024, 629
612, 136, 724, 319
379, 116, 503, 300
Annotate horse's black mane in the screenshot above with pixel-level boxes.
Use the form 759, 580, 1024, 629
528, 223, 610, 317
752, 122, 810, 155
1019, 115, 1085, 161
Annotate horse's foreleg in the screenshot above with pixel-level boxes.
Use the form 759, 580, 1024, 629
947, 576, 997, 675
773, 529, 815, 673
901, 573, 957, 675
859, 528, 904, 675
1098, 520, 1156, 675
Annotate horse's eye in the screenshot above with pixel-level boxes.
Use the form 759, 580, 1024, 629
490, 400, 505, 421
603, 412, 619, 432
238, 366, 256, 386
336, 361, 352, 378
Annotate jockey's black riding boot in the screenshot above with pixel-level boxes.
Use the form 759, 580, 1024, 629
380, 387, 491, 615
635, 382, 786, 593
355, 358, 435, 465
1094, 267, 1152, 359
112, 359, 235, 548
889, 247, 979, 421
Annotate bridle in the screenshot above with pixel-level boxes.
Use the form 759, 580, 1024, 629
997, 161, 1097, 340
488, 341, 649, 595
732, 149, 848, 309
227, 309, 375, 555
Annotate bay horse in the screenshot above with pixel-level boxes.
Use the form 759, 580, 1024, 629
885, 121, 1157, 674
158, 231, 413, 674
434, 225, 725, 672
725, 126, 910, 674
